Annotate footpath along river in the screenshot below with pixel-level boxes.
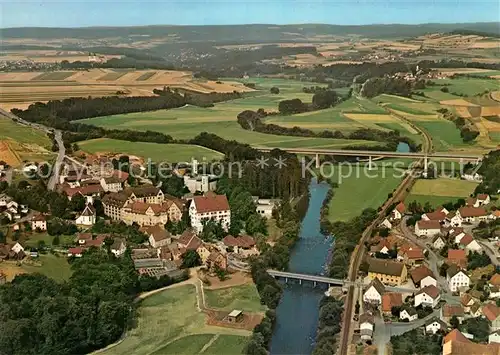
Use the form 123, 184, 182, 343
270, 179, 332, 355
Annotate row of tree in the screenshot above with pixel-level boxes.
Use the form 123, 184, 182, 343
237, 109, 419, 152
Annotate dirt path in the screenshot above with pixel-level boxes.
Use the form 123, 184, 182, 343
199, 334, 220, 353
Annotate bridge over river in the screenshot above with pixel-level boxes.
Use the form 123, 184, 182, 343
267, 269, 416, 293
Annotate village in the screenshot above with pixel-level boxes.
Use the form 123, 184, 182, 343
354, 191, 500, 354
0, 156, 278, 291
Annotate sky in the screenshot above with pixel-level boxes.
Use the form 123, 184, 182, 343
1, 0, 499, 28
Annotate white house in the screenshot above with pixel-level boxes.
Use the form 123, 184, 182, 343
446, 212, 463, 227
10, 242, 24, 254
143, 225, 171, 248
189, 192, 231, 233
410, 265, 437, 288
415, 285, 441, 308
458, 234, 482, 254
359, 313, 375, 341
183, 174, 217, 193
452, 230, 467, 244
379, 218, 392, 229
400, 308, 418, 321
415, 220, 441, 237
391, 202, 406, 220
363, 278, 385, 304
31, 214, 47, 231
425, 317, 447, 334
432, 235, 446, 250
253, 197, 279, 219
68, 247, 83, 258
457, 206, 488, 223
75, 205, 96, 226
100, 177, 123, 193
477, 194, 491, 206
111, 238, 127, 257
447, 265, 470, 292
489, 330, 500, 344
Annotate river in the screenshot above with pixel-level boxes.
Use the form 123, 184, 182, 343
270, 179, 332, 355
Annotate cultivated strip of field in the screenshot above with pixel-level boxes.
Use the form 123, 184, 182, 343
136, 72, 157, 81
32, 71, 76, 80
409, 178, 478, 197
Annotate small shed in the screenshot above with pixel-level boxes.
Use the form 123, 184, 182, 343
227, 310, 243, 323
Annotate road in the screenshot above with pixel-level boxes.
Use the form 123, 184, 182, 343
254, 146, 482, 161
0, 108, 65, 191
477, 240, 500, 267
399, 217, 448, 290
373, 308, 441, 355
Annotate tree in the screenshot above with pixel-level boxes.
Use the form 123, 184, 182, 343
439, 262, 449, 277
0, 231, 5, 244
270, 86, 280, 94
69, 193, 86, 212
180, 250, 201, 268
52, 235, 60, 246
450, 315, 460, 329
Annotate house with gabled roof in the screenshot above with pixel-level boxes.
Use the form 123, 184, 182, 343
432, 234, 446, 250
447, 264, 470, 292
422, 209, 447, 222
457, 206, 488, 223
367, 258, 407, 286
410, 265, 437, 288
458, 234, 482, 254
400, 307, 418, 321
415, 220, 441, 237
31, 213, 47, 231
446, 211, 463, 227
441, 304, 465, 324
359, 312, 375, 341
189, 192, 231, 233
363, 277, 385, 304
381, 292, 402, 314
415, 285, 441, 308
75, 204, 96, 226
447, 249, 467, 269
141, 225, 172, 248
483, 303, 500, 331
425, 316, 448, 334
391, 202, 406, 220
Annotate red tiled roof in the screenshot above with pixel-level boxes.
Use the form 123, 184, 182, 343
177, 230, 202, 251
417, 220, 441, 230
477, 194, 489, 201
86, 235, 106, 247
448, 249, 467, 263
223, 235, 256, 248
459, 206, 487, 218
141, 225, 170, 242
112, 169, 129, 182
443, 329, 470, 344
68, 247, 84, 255
417, 285, 440, 299
77, 233, 92, 241
381, 292, 402, 313
410, 265, 435, 283
442, 304, 465, 318
63, 184, 103, 197
404, 248, 424, 260
490, 273, 500, 287
483, 303, 500, 322
395, 202, 405, 214
192, 193, 230, 213
31, 213, 46, 222
459, 234, 474, 246
424, 210, 446, 221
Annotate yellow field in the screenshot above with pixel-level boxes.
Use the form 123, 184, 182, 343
388, 109, 439, 121
481, 106, 500, 116
481, 119, 500, 132
454, 106, 472, 118
440, 99, 480, 107
0, 69, 254, 109
344, 113, 397, 122
491, 91, 500, 102
1, 50, 122, 63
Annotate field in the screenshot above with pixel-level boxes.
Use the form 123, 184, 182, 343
0, 69, 254, 109
0, 118, 54, 166
323, 164, 403, 221
78, 139, 225, 162
22, 233, 75, 248
405, 178, 478, 207
0, 254, 73, 282
97, 285, 249, 355
78, 81, 385, 149
204, 284, 266, 313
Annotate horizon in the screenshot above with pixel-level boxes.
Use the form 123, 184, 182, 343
2, 0, 499, 28
2, 20, 499, 30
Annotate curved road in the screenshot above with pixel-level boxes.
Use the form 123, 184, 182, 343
0, 108, 65, 190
